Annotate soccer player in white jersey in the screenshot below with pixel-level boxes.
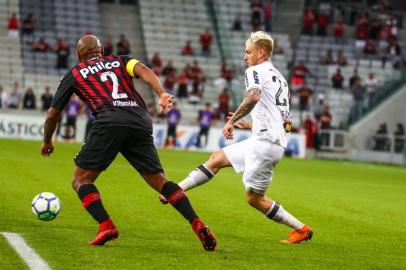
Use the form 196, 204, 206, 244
162, 31, 312, 244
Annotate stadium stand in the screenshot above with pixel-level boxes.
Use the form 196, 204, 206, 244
99, 2, 154, 105
0, 0, 23, 90
138, 0, 223, 124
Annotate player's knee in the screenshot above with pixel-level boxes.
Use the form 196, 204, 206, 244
207, 150, 228, 172
246, 193, 262, 208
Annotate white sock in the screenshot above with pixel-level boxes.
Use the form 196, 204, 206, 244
178, 164, 215, 191
265, 201, 304, 230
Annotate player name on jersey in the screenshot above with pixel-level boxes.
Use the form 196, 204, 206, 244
79, 60, 121, 78
112, 100, 138, 107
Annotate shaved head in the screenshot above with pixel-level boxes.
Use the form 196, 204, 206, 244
76, 35, 103, 62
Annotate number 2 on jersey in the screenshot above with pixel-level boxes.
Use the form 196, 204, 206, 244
272, 75, 288, 106
100, 71, 128, 100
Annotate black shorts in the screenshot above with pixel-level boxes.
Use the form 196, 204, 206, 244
66, 117, 77, 128
74, 126, 163, 174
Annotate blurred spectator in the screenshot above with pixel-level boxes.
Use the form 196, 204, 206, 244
319, 105, 333, 146
162, 60, 177, 76
317, 11, 329, 36
302, 113, 318, 149
331, 68, 344, 89
7, 12, 19, 38
231, 15, 242, 31
189, 74, 205, 105
297, 84, 313, 113
349, 68, 361, 88
314, 94, 325, 121
6, 82, 22, 109
302, 8, 315, 35
150, 52, 163, 75
291, 60, 315, 90
351, 78, 366, 121
147, 103, 156, 117
190, 60, 203, 80
21, 13, 36, 38
365, 72, 379, 93
63, 95, 80, 142
41, 86, 53, 111
0, 85, 6, 108
165, 102, 181, 147
116, 34, 130, 55
319, 104, 332, 127
163, 71, 177, 95
394, 123, 405, 153
199, 28, 213, 57
220, 60, 233, 82
177, 72, 189, 100
22, 88, 36, 109
364, 39, 377, 55
355, 12, 369, 40
387, 40, 401, 56
32, 37, 50, 52
373, 123, 390, 151
217, 88, 230, 120
103, 35, 113, 56
263, 0, 272, 32
320, 49, 333, 65
386, 15, 398, 41
250, 0, 262, 31
195, 102, 214, 148
336, 51, 348, 66
273, 39, 284, 55
369, 18, 382, 40
55, 38, 70, 69
184, 62, 194, 79
181, 40, 195, 56
333, 18, 345, 42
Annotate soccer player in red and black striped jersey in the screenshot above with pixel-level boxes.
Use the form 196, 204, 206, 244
40, 35, 216, 250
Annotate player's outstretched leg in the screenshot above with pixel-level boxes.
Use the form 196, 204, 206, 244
144, 172, 216, 251
159, 164, 215, 204
73, 167, 118, 246
160, 181, 216, 251
247, 191, 312, 244
160, 149, 231, 204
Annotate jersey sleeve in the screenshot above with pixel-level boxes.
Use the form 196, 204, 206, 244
244, 66, 262, 92
120, 55, 141, 78
51, 70, 75, 110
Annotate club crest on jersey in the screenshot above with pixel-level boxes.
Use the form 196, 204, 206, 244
79, 61, 121, 78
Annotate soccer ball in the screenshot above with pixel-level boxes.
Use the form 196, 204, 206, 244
31, 192, 61, 221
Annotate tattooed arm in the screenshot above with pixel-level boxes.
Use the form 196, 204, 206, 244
223, 88, 261, 139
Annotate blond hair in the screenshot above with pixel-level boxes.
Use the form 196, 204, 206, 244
246, 31, 274, 58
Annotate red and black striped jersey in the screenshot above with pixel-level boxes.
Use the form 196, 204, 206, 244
52, 55, 152, 130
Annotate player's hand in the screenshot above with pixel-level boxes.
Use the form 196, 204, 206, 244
223, 122, 234, 140
158, 92, 174, 113
41, 142, 54, 157
226, 112, 252, 129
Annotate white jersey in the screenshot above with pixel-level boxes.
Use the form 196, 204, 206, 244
244, 60, 290, 148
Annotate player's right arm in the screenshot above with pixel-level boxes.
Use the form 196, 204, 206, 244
121, 56, 173, 113
41, 71, 75, 156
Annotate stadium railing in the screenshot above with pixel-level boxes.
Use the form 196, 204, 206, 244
318, 129, 349, 152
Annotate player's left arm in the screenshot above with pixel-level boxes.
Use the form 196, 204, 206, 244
41, 71, 74, 156
122, 56, 173, 112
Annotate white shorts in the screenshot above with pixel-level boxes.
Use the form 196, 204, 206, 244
223, 137, 285, 194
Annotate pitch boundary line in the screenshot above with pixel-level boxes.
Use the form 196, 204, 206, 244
1, 232, 51, 270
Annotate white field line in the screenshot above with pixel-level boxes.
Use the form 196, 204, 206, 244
1, 232, 51, 270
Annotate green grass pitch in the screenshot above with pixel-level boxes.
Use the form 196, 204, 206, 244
0, 139, 405, 270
